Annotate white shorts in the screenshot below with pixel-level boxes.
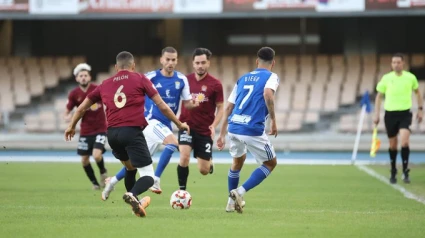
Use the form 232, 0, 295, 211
143, 119, 173, 155
228, 132, 276, 164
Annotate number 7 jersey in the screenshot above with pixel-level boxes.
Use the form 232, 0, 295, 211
227, 68, 279, 136
87, 70, 158, 129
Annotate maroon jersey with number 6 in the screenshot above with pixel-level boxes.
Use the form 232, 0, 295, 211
87, 70, 158, 129
179, 73, 224, 136
66, 84, 106, 136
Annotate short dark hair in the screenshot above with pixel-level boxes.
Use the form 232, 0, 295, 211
192, 48, 212, 60
162, 46, 177, 55
116, 51, 134, 69
257, 47, 275, 63
392, 53, 404, 61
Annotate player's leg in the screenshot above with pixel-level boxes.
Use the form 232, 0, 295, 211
177, 130, 192, 190
229, 133, 277, 213
193, 133, 214, 175
384, 112, 400, 184
226, 134, 247, 212
122, 127, 154, 217
78, 136, 100, 189
101, 166, 126, 201
144, 121, 178, 194
400, 112, 413, 183
92, 133, 108, 187
105, 127, 139, 204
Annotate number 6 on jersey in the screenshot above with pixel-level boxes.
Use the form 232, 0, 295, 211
114, 85, 127, 108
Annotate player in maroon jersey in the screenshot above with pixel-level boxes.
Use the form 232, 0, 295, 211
65, 51, 189, 218
177, 48, 224, 190
64, 63, 108, 190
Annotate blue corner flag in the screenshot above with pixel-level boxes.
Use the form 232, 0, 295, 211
360, 91, 372, 113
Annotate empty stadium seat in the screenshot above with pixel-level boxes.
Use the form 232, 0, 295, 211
323, 83, 340, 112
284, 111, 304, 131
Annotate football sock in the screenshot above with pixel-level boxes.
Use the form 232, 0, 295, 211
177, 165, 189, 190
154, 144, 178, 178
83, 164, 99, 186
389, 149, 397, 172
116, 166, 126, 180
241, 165, 271, 194
130, 176, 154, 197
124, 169, 137, 192
228, 169, 240, 193
110, 166, 126, 186
401, 146, 410, 172
96, 157, 107, 174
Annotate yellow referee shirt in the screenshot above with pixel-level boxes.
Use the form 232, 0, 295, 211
376, 70, 418, 111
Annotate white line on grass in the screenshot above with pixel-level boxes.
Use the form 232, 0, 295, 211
0, 156, 387, 165
356, 164, 425, 205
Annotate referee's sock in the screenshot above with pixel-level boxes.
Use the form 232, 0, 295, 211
401, 146, 410, 172
389, 149, 398, 172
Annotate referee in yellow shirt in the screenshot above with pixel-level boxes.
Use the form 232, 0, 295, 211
374, 53, 423, 184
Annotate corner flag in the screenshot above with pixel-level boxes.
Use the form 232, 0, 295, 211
351, 91, 374, 164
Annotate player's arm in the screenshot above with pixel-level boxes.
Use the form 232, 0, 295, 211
218, 102, 234, 137
209, 83, 225, 138
211, 103, 224, 128
374, 77, 387, 125
151, 94, 190, 132
264, 88, 277, 137
413, 75, 423, 122
65, 98, 93, 141
217, 103, 234, 151
181, 76, 199, 110
64, 94, 75, 122
182, 99, 199, 110
217, 85, 236, 150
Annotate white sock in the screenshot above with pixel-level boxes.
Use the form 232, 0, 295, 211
110, 176, 119, 186
154, 176, 160, 183
237, 186, 246, 196
228, 197, 235, 204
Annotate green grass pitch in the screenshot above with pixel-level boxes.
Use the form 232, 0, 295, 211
1, 162, 425, 238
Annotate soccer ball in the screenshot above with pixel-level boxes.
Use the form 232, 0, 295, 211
170, 190, 192, 209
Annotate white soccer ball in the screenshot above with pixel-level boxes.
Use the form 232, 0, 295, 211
170, 190, 192, 209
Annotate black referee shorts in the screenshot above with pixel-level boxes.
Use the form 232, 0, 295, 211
107, 126, 152, 168
384, 110, 412, 138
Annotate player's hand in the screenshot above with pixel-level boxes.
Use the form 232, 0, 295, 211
209, 125, 215, 140
417, 110, 423, 123
217, 135, 226, 151
193, 100, 200, 108
64, 126, 76, 141
269, 120, 278, 137
178, 122, 190, 134
373, 113, 380, 125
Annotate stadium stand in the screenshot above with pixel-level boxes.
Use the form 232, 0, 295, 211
1, 54, 424, 134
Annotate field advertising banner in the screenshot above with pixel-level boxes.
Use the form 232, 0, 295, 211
366, 0, 425, 9
0, 0, 28, 11
29, 0, 87, 14
223, 0, 316, 12
173, 0, 222, 13
81, 0, 174, 13
316, 0, 365, 12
